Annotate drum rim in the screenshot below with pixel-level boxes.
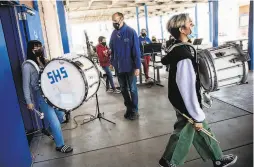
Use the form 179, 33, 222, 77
198, 49, 218, 92
38, 57, 89, 112
81, 56, 101, 102
242, 61, 249, 83
70, 56, 101, 102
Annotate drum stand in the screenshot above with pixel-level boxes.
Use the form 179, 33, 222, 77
81, 93, 116, 125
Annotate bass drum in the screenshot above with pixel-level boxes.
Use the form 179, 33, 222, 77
198, 44, 249, 92
39, 56, 100, 111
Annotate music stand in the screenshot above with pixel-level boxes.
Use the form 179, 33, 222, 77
143, 43, 164, 87
193, 38, 203, 50
80, 58, 116, 125
81, 93, 116, 125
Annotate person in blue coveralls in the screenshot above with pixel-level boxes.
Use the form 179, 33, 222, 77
139, 28, 152, 82
110, 12, 141, 120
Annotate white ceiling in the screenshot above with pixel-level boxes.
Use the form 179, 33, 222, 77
65, 0, 208, 23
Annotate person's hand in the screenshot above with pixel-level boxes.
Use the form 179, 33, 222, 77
27, 103, 34, 110
194, 122, 203, 131
45, 59, 50, 63
103, 50, 108, 57
134, 69, 140, 76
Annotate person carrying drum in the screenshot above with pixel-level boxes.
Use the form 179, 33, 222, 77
110, 12, 141, 120
22, 40, 73, 153
158, 14, 237, 167
139, 28, 152, 83
96, 36, 121, 93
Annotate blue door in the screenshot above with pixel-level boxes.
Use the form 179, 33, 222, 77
17, 6, 45, 57
0, 5, 44, 136
0, 17, 32, 167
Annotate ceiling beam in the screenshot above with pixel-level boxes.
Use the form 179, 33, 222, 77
68, 2, 197, 17
68, 5, 192, 19
69, 8, 185, 23
68, 0, 202, 12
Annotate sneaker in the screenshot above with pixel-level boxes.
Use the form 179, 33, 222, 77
127, 112, 139, 120
159, 158, 176, 167
106, 88, 113, 93
213, 154, 238, 167
124, 109, 132, 119
146, 78, 153, 83
56, 145, 73, 153
113, 89, 121, 94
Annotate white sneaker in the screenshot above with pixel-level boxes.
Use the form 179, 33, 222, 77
106, 88, 113, 93
213, 154, 238, 167
146, 78, 153, 83
113, 89, 121, 94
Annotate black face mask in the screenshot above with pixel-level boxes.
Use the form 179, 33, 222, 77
141, 33, 146, 37
113, 22, 120, 30
101, 42, 107, 46
34, 49, 43, 57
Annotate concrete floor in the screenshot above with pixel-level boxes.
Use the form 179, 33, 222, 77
31, 70, 253, 167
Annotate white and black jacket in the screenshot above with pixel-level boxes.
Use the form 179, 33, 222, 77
161, 41, 205, 122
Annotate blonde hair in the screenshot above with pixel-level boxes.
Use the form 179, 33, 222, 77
166, 13, 190, 39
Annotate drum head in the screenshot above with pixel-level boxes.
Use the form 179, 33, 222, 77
198, 51, 215, 92
72, 56, 100, 101
40, 59, 87, 111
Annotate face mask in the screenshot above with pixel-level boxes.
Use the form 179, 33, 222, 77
113, 23, 120, 30
101, 42, 106, 46
187, 27, 195, 39
187, 34, 194, 39
113, 18, 122, 30
34, 49, 43, 57
141, 33, 146, 37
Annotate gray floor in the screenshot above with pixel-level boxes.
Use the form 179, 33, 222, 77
211, 72, 253, 113
32, 70, 253, 167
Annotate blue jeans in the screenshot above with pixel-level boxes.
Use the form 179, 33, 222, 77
117, 71, 138, 112
37, 92, 65, 147
102, 66, 115, 90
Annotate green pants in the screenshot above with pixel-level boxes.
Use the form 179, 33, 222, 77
162, 112, 223, 166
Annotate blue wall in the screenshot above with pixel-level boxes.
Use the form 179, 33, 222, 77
57, 0, 70, 54
0, 18, 32, 167
25, 11, 45, 42
16, 5, 45, 58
